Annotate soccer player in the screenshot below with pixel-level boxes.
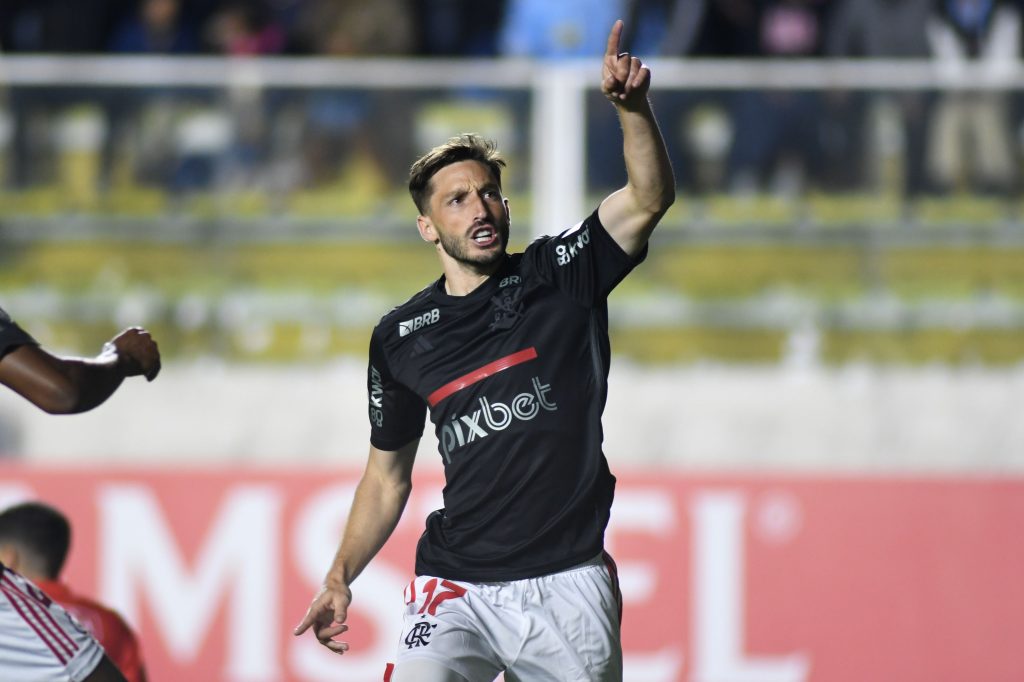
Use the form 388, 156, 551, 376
0, 502, 148, 682
1, 560, 129, 682
0, 307, 157, 680
294, 19, 674, 682
0, 306, 160, 413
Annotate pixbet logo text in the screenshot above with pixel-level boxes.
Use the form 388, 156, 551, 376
439, 377, 557, 462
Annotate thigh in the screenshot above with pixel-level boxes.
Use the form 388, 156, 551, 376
390, 657, 471, 682
393, 575, 505, 682
506, 555, 623, 682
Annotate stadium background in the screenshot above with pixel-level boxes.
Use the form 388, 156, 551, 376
1, 1, 1023, 680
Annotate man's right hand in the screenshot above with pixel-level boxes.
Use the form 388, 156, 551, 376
293, 583, 353, 654
108, 327, 161, 381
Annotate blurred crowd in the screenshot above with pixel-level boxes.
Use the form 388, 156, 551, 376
1, 0, 1023, 202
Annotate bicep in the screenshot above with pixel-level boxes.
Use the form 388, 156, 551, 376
598, 188, 662, 259
365, 440, 420, 491
83, 655, 129, 682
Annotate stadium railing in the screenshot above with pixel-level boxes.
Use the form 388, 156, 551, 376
1, 56, 1022, 365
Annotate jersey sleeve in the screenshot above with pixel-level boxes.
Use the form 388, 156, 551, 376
0, 307, 38, 359
106, 612, 147, 682
367, 326, 427, 451
526, 209, 647, 306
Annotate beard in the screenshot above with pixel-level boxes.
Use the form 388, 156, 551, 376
436, 224, 509, 268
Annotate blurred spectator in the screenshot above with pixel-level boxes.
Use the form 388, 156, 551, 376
204, 0, 286, 55
0, 502, 147, 682
826, 0, 935, 196
105, 1, 210, 195
108, 0, 201, 54
291, 0, 414, 56
413, 0, 505, 56
289, 0, 416, 193
725, 0, 831, 196
926, 0, 1020, 195
648, 0, 754, 193
498, 0, 629, 192
498, 0, 624, 58
0, 0, 128, 53
1, 0, 131, 193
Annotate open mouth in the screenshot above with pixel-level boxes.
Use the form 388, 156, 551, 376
471, 226, 498, 247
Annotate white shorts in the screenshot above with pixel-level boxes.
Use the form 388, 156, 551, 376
389, 552, 623, 682
0, 565, 105, 682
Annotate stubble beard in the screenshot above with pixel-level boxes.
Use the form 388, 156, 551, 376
437, 224, 509, 270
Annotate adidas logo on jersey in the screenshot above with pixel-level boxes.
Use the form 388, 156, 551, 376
399, 308, 440, 337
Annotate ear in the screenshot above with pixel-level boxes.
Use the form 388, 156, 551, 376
416, 215, 438, 244
503, 197, 511, 223
0, 544, 19, 571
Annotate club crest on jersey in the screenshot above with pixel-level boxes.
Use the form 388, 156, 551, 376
490, 278, 524, 331
439, 376, 557, 463
399, 308, 440, 337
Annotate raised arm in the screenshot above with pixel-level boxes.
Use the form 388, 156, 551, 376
0, 327, 160, 414
597, 19, 676, 258
293, 439, 419, 653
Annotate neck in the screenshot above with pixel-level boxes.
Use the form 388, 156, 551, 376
441, 258, 503, 296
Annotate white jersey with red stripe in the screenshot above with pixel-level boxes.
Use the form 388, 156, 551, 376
0, 562, 105, 682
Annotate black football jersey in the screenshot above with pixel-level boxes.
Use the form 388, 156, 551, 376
0, 307, 36, 359
368, 210, 646, 581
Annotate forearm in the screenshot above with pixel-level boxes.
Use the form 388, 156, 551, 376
57, 353, 128, 413
0, 345, 125, 414
617, 97, 675, 215
324, 465, 412, 588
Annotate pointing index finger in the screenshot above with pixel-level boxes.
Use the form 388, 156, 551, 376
606, 19, 624, 57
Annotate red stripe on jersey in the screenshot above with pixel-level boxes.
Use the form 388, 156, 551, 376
383, 662, 395, 681
2, 573, 79, 659
1, 582, 73, 664
2, 572, 80, 657
427, 347, 538, 407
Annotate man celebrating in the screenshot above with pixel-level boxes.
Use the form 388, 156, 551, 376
295, 19, 674, 682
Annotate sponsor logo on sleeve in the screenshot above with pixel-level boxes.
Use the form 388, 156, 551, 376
369, 365, 384, 427
555, 227, 591, 266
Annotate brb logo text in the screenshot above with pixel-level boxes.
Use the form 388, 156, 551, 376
399, 308, 440, 337
439, 377, 556, 462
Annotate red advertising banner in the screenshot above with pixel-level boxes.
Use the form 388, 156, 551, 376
0, 467, 1020, 682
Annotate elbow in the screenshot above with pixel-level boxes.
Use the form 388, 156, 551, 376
658, 186, 677, 214
642, 186, 675, 219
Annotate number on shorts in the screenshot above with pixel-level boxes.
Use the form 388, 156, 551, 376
409, 578, 467, 616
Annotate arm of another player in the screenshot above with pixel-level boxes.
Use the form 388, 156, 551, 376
0, 327, 161, 414
597, 19, 676, 259
293, 439, 419, 653
83, 655, 129, 682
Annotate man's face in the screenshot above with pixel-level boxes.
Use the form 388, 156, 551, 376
420, 160, 510, 269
